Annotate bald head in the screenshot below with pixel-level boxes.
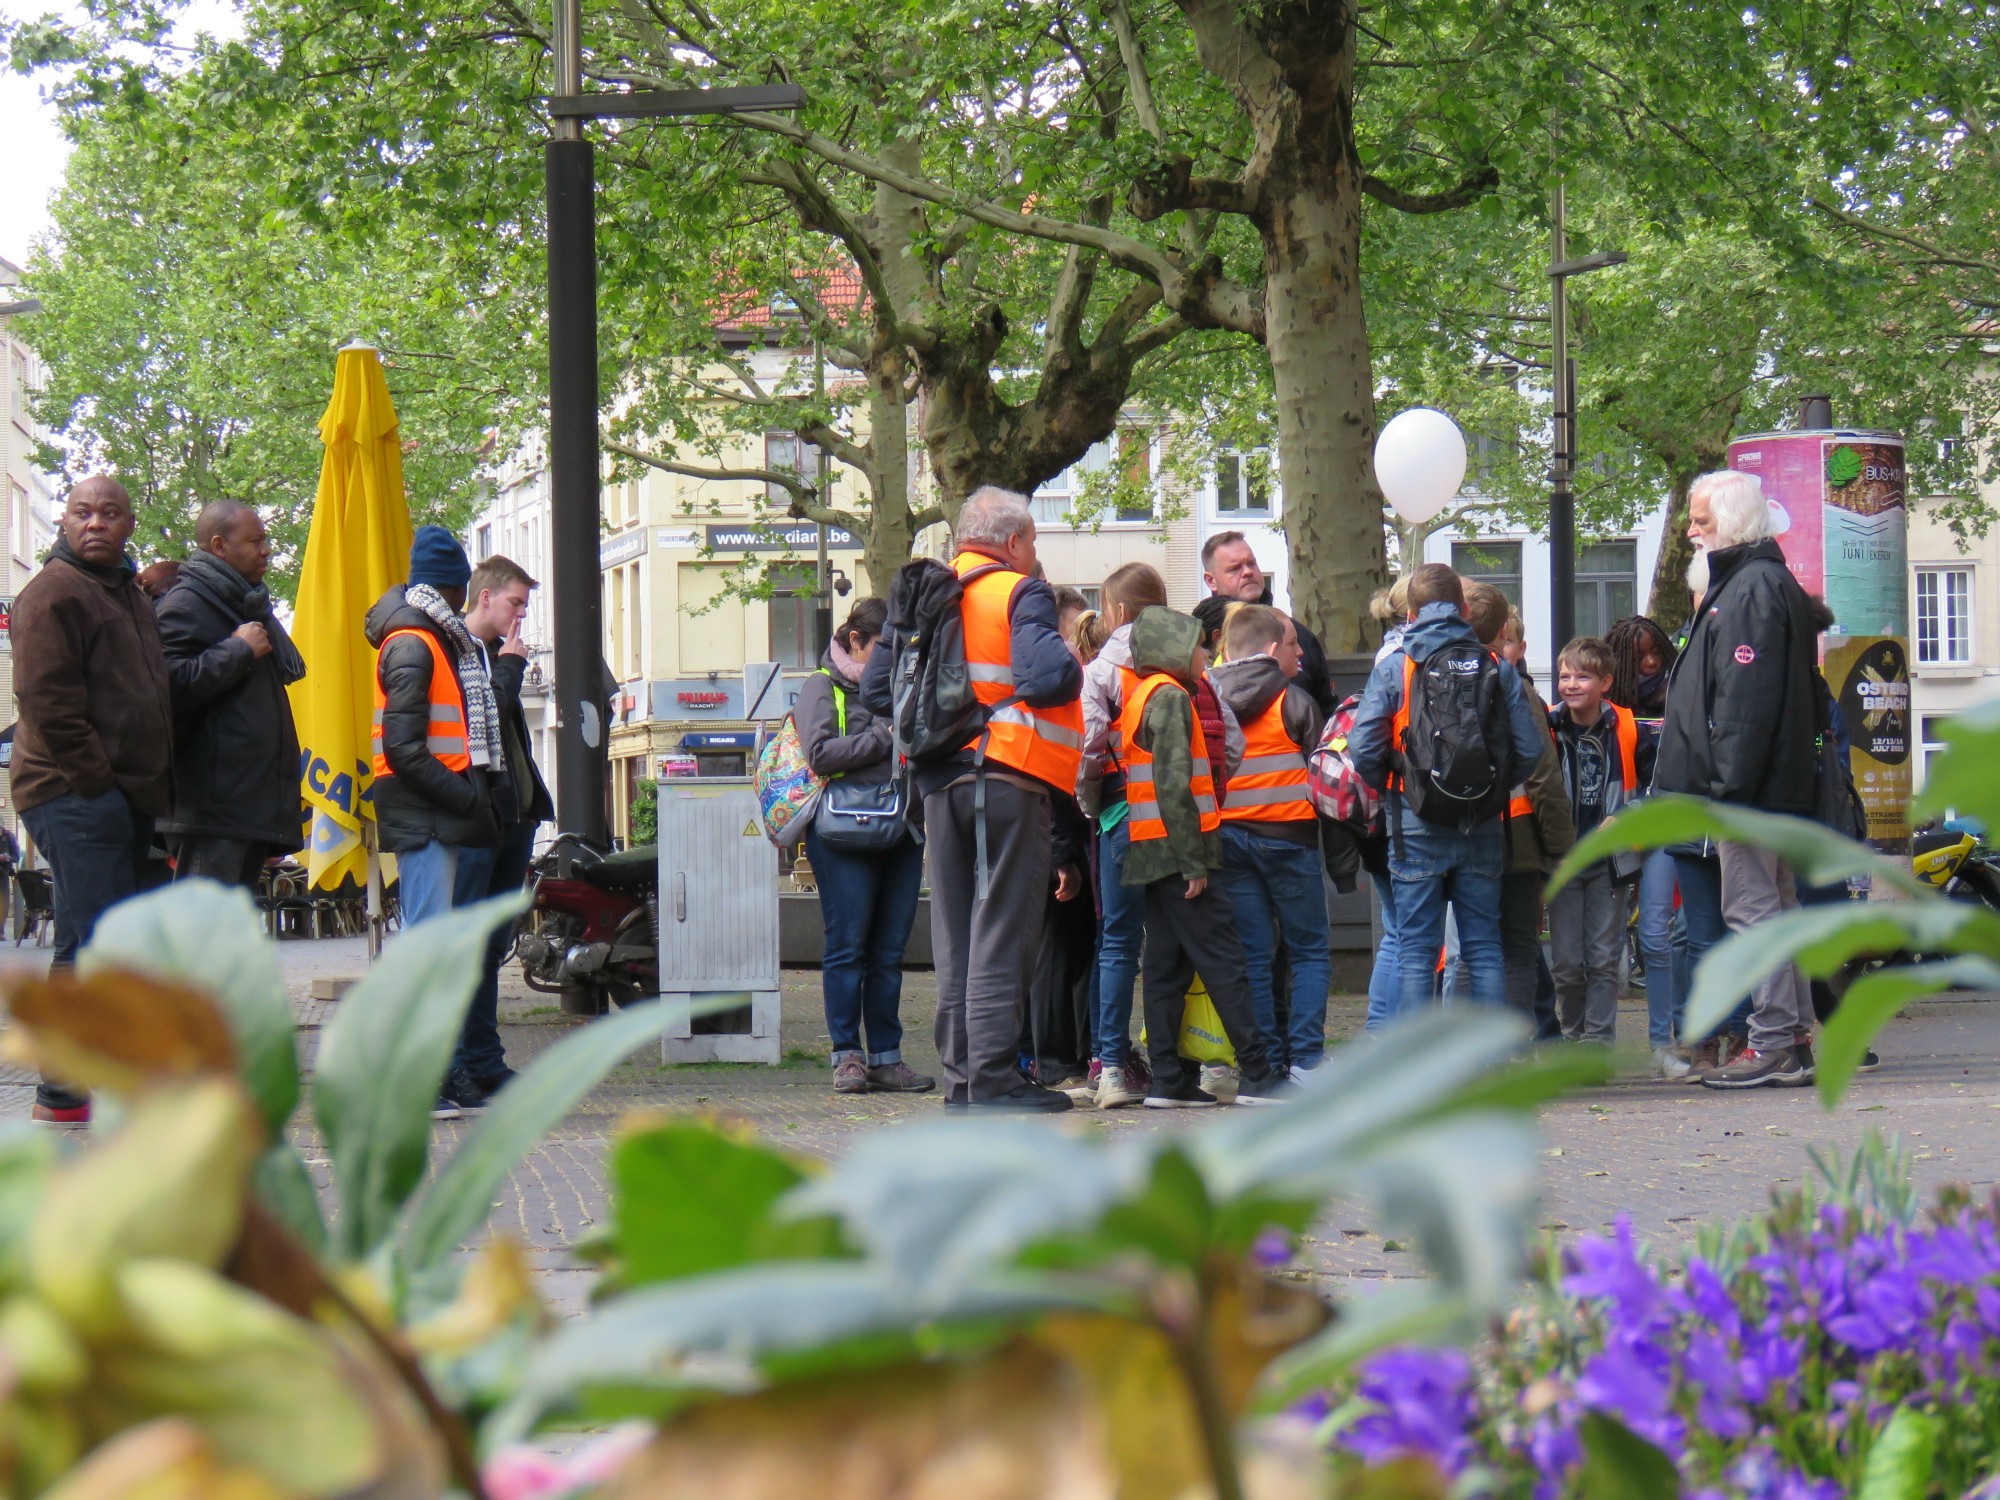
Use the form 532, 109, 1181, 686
197, 499, 270, 585
61, 475, 136, 566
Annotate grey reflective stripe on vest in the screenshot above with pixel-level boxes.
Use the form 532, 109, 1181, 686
1191, 755, 1211, 777
1237, 752, 1305, 776
988, 702, 1083, 748
1221, 783, 1311, 808
1192, 792, 1218, 815
1125, 764, 1155, 784
969, 662, 1014, 685
431, 704, 465, 723
428, 737, 468, 755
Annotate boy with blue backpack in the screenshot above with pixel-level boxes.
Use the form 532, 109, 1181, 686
1349, 564, 1550, 1021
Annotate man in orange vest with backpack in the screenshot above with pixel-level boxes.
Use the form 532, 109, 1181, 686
364, 526, 502, 1117
861, 487, 1085, 1112
1208, 603, 1330, 1082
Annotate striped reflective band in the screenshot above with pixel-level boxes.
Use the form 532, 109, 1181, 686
1124, 755, 1211, 784
1236, 752, 1305, 776
1219, 783, 1311, 808
989, 704, 1084, 748
968, 662, 1013, 684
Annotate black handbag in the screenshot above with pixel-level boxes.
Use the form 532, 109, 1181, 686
813, 674, 912, 852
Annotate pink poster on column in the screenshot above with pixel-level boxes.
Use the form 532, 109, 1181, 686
1726, 434, 1824, 597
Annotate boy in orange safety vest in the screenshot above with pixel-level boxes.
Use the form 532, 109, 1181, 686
1117, 606, 1287, 1107
1548, 635, 1653, 1045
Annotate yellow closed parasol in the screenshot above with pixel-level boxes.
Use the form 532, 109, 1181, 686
288, 343, 415, 906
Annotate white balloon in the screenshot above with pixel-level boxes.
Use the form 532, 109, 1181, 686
1375, 407, 1469, 525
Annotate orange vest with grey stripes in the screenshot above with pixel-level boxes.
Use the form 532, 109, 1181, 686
1220, 692, 1313, 824
1119, 672, 1220, 842
957, 552, 1086, 789
371, 628, 470, 776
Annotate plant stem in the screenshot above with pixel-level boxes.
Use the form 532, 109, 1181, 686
1174, 1295, 1248, 1500
323, 1276, 492, 1500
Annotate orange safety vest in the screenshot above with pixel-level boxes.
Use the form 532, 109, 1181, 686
1608, 705, 1639, 794
956, 552, 1085, 789
371, 628, 471, 777
1220, 692, 1313, 824
1119, 671, 1220, 842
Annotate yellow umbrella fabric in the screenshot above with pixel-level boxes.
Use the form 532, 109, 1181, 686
289, 345, 415, 890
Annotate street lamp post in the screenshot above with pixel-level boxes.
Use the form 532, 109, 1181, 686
1546, 177, 1626, 654
543, 0, 805, 845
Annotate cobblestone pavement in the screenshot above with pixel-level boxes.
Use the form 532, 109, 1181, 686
5, 936, 1998, 1309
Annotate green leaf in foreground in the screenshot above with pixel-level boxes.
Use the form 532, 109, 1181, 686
314, 892, 524, 1262
1818, 958, 2000, 1106
1548, 796, 1924, 900
1577, 1410, 1680, 1500
1857, 1404, 1939, 1500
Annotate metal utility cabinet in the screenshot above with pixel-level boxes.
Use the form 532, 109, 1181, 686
655, 777, 781, 1064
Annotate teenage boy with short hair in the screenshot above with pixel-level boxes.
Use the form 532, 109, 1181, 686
1465, 584, 1573, 1031
1547, 636, 1655, 1045
1349, 565, 1549, 1019
1118, 606, 1287, 1107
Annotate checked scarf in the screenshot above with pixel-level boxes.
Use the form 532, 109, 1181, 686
405, 583, 506, 775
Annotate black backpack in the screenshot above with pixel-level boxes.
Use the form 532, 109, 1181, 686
885, 558, 1012, 762
1813, 676, 1869, 843
1397, 643, 1514, 827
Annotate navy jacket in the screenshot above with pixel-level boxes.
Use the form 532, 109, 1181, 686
1348, 602, 1548, 835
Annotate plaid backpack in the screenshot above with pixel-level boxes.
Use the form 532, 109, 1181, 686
1307, 693, 1383, 840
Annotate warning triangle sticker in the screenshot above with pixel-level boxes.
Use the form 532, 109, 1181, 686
742, 820, 760, 837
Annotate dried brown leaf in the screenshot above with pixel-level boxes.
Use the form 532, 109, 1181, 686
1, 970, 236, 1099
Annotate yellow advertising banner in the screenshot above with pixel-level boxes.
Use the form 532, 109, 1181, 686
287, 347, 415, 889
1822, 633, 1913, 852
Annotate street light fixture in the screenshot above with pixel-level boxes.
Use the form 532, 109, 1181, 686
543, 0, 806, 846
1546, 178, 1627, 654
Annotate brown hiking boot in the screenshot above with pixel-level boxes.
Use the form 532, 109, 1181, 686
866, 1061, 936, 1093
834, 1058, 870, 1094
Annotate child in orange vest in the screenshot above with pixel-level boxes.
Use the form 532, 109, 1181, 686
1118, 606, 1287, 1107
1548, 636, 1654, 1045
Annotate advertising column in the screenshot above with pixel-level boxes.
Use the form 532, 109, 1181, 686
1727, 429, 1912, 859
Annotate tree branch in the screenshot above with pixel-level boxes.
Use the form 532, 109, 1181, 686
1361, 163, 1499, 214
608, 438, 814, 500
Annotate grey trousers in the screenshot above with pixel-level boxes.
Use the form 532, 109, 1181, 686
1718, 841, 1808, 1054
1551, 862, 1622, 1043
925, 777, 1052, 1104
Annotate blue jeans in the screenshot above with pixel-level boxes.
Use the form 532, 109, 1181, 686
1093, 816, 1147, 1067
1392, 822, 1505, 1014
1365, 870, 1401, 1033
398, 838, 500, 1080
18, 788, 156, 1110
1637, 849, 1686, 1048
1219, 826, 1332, 1068
807, 824, 922, 1065
1672, 849, 1748, 1039
457, 822, 538, 1082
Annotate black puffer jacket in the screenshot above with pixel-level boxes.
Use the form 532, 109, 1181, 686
155, 555, 306, 850
1655, 539, 1820, 815
795, 646, 893, 787
486, 646, 555, 827
364, 586, 499, 853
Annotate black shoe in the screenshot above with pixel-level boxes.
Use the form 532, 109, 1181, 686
1858, 1049, 1882, 1073
473, 1065, 518, 1097
1235, 1072, 1295, 1106
431, 1090, 464, 1121
444, 1068, 491, 1112
1143, 1081, 1219, 1109
943, 1092, 968, 1110
1791, 1041, 1817, 1084
971, 1084, 1074, 1113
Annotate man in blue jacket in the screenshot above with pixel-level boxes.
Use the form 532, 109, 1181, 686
1349, 564, 1549, 1020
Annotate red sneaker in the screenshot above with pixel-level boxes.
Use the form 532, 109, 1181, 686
30, 1102, 90, 1127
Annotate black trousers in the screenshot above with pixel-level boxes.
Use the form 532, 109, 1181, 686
1499, 870, 1554, 1035
1139, 875, 1271, 1092
1025, 883, 1095, 1081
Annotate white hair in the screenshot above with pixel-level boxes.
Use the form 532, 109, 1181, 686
1685, 548, 1710, 599
956, 486, 1035, 548
1692, 469, 1772, 547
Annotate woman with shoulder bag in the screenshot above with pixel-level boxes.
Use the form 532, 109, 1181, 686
796, 598, 935, 1097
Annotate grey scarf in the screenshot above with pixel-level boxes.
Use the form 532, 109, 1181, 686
405, 582, 505, 774
177, 552, 306, 684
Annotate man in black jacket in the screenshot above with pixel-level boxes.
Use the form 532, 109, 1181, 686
1656, 470, 1821, 1090
1200, 531, 1336, 716
452, 554, 554, 1102
157, 501, 306, 886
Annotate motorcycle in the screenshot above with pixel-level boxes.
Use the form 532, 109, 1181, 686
514, 833, 658, 1014
1911, 821, 2000, 907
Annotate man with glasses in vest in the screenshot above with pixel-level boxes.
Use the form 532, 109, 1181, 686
1209, 604, 1330, 1082
365, 526, 501, 1117
861, 487, 1084, 1112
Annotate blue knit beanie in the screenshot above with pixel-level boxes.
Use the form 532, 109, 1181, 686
408, 525, 471, 590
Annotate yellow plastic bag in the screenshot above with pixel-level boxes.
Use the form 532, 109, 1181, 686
1177, 978, 1235, 1065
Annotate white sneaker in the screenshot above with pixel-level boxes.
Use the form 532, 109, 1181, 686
1198, 1064, 1239, 1103
1095, 1065, 1141, 1109
1288, 1063, 1317, 1087
1653, 1046, 1692, 1081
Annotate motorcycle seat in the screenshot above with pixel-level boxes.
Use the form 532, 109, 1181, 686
581, 845, 658, 893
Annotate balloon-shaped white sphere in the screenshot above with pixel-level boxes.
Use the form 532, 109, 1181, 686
1375, 408, 1469, 525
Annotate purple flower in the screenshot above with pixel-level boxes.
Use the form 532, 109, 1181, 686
1250, 1227, 1294, 1268
1524, 1416, 1581, 1500
1338, 1347, 1478, 1476
1577, 1337, 1683, 1450
1565, 1217, 1667, 1328
1682, 1331, 1751, 1441
1724, 1446, 1841, 1500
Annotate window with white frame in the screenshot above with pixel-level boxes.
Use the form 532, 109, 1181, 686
1916, 567, 1973, 665
1032, 432, 1155, 526
1922, 714, 1954, 783
1215, 451, 1272, 517
764, 432, 806, 508
1451, 540, 1523, 607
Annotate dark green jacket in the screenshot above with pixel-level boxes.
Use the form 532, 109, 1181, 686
1122, 607, 1221, 887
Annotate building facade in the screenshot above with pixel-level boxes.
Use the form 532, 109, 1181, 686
1, 260, 56, 841
1908, 487, 2000, 791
